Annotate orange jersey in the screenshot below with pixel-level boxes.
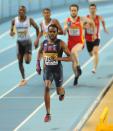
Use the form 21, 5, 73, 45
85, 15, 100, 42
66, 16, 84, 51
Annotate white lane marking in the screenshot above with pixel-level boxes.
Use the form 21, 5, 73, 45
0, 72, 36, 99
2, 96, 94, 99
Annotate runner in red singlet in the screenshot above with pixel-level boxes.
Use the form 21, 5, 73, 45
85, 3, 108, 73
64, 4, 95, 86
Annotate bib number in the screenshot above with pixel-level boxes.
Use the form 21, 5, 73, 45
44, 53, 58, 65
86, 28, 94, 34
69, 28, 80, 36
18, 30, 27, 39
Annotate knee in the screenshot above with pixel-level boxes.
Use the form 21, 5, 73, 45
18, 59, 23, 65
25, 60, 30, 64
93, 51, 98, 55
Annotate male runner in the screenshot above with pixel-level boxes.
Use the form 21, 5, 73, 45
10, 5, 39, 86
34, 8, 63, 45
36, 24, 71, 122
64, 4, 95, 86
85, 3, 108, 73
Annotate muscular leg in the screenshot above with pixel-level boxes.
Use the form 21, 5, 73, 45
44, 80, 51, 115
18, 54, 27, 86
44, 80, 52, 122
56, 87, 65, 101
92, 46, 99, 73
18, 54, 25, 79
71, 44, 83, 86
71, 44, 82, 74
24, 53, 31, 64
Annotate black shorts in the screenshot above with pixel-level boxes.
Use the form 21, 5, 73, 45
17, 39, 32, 55
86, 39, 100, 53
44, 64, 63, 88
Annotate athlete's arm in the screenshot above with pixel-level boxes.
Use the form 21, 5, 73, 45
36, 43, 43, 74
81, 16, 95, 30
39, 23, 44, 38
63, 19, 68, 35
99, 16, 108, 33
53, 19, 63, 35
30, 18, 40, 48
30, 18, 39, 36
55, 41, 71, 62
37, 43, 43, 61
81, 16, 97, 40
34, 23, 43, 48
10, 19, 15, 37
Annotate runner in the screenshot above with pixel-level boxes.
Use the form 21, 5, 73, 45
10, 5, 39, 86
64, 4, 95, 86
36, 24, 71, 122
35, 8, 63, 86
85, 3, 108, 73
34, 8, 63, 45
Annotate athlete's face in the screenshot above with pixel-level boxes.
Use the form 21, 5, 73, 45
18, 7, 26, 18
89, 6, 96, 15
48, 27, 58, 40
43, 10, 51, 20
70, 7, 78, 18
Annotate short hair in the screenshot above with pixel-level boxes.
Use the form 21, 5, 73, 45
48, 24, 58, 32
19, 5, 26, 12
89, 3, 96, 8
42, 8, 51, 12
69, 4, 79, 11
19, 5, 26, 9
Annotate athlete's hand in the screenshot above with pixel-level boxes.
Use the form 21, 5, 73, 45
54, 57, 62, 61
36, 60, 41, 75
10, 31, 15, 37
92, 34, 97, 41
34, 39, 39, 49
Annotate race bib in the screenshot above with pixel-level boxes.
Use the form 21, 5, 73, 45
17, 30, 28, 39
86, 28, 94, 34
69, 28, 80, 36
43, 53, 58, 65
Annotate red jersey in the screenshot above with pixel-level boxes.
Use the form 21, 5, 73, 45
85, 15, 100, 42
66, 17, 84, 51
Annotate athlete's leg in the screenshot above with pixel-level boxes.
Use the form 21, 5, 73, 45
92, 45, 99, 73
44, 80, 52, 115
18, 54, 25, 79
91, 39, 100, 73
56, 87, 65, 101
71, 44, 83, 86
24, 53, 31, 64
17, 53, 27, 86
43, 68, 53, 122
24, 40, 32, 64
54, 65, 65, 101
17, 41, 27, 86
71, 44, 83, 73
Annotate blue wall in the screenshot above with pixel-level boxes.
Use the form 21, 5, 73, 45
0, 0, 112, 22
0, 0, 80, 22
